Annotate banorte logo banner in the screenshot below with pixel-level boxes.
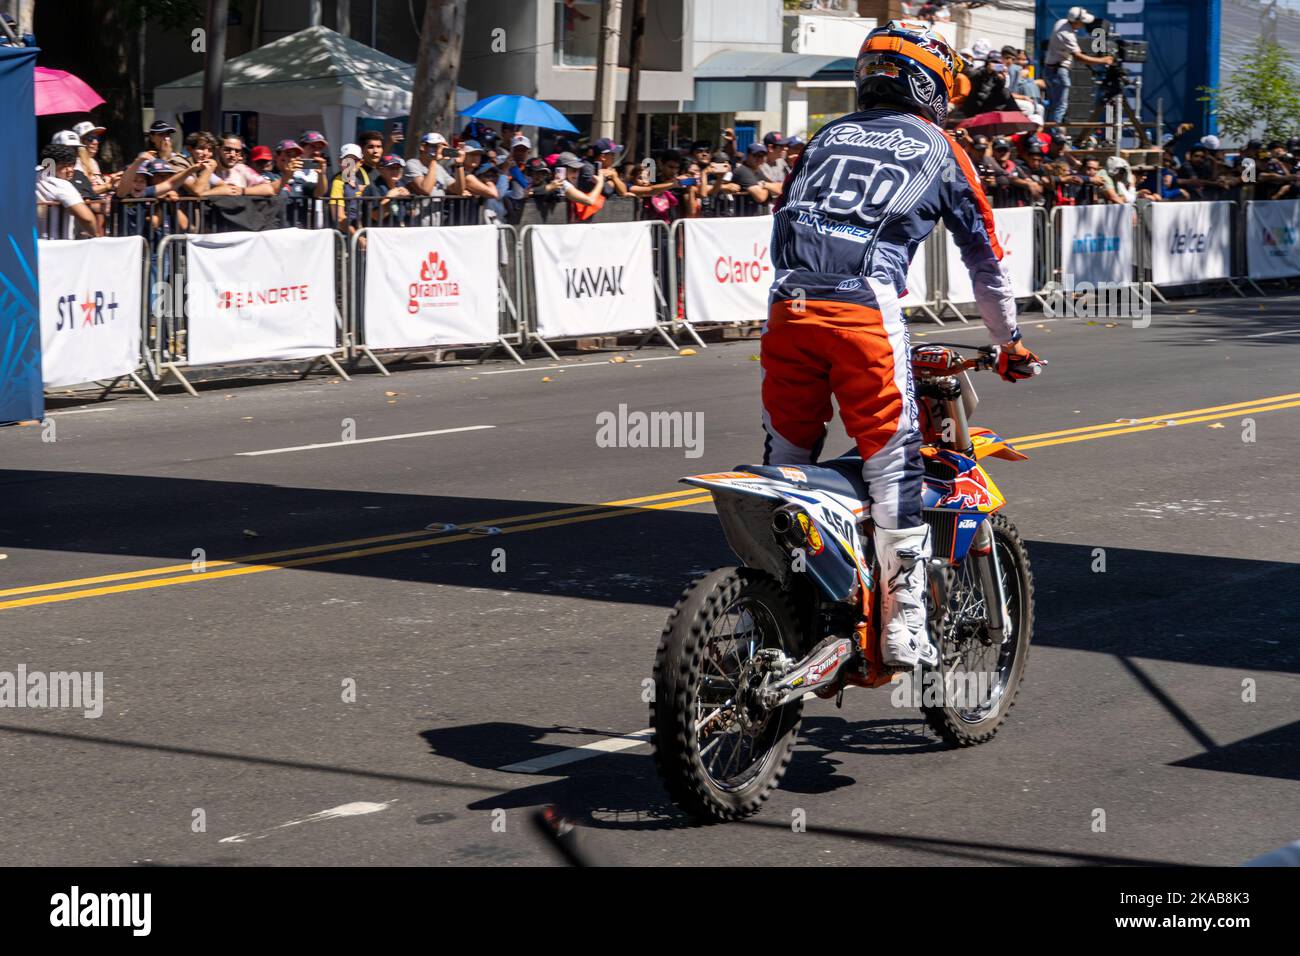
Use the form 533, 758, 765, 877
186, 229, 336, 366
944, 206, 1036, 305
1056, 203, 1134, 290
39, 236, 145, 389
1246, 200, 1300, 280
681, 216, 773, 324
362, 225, 500, 348
1147, 200, 1232, 286
529, 220, 657, 339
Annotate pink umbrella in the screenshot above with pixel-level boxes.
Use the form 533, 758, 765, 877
34, 67, 105, 116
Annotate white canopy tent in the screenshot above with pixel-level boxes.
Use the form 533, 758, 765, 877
153, 25, 476, 152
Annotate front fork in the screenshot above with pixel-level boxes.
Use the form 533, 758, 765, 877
971, 522, 1011, 644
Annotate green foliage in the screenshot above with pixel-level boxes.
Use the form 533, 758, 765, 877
1199, 37, 1300, 143
117, 0, 244, 30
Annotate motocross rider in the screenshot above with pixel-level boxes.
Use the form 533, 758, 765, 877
762, 21, 1042, 669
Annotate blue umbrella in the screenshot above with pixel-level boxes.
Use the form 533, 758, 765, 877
461, 94, 579, 133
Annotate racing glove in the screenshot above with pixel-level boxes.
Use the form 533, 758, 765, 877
997, 333, 1042, 382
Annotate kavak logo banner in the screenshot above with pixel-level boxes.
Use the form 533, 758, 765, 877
39, 236, 146, 389
186, 229, 336, 366
943, 205, 1035, 306
362, 225, 499, 348
682, 216, 774, 325
529, 220, 657, 339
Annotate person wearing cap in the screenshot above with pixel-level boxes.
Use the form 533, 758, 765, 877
71, 121, 117, 196
51, 132, 100, 204
144, 119, 189, 174
298, 130, 330, 173
406, 132, 454, 197
758, 131, 789, 184
539, 150, 607, 218
363, 153, 414, 226
1011, 141, 1050, 206
328, 143, 369, 233
1045, 7, 1114, 124
731, 141, 783, 207
36, 143, 100, 238
271, 138, 327, 205
784, 135, 806, 165
445, 139, 512, 222
583, 137, 629, 198
113, 151, 202, 237
248, 144, 275, 178
696, 151, 739, 208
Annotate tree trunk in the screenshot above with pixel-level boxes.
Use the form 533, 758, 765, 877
34, 0, 143, 170
202, 0, 230, 136
407, 0, 467, 159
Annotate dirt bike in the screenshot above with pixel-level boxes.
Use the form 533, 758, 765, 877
651, 342, 1040, 822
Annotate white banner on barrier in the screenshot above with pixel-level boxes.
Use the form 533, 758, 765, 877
944, 206, 1036, 304
39, 237, 145, 389
1056, 203, 1135, 290
1147, 201, 1233, 285
897, 239, 928, 308
361, 225, 500, 348
186, 229, 336, 366
1245, 200, 1300, 280
529, 221, 657, 339
681, 216, 773, 324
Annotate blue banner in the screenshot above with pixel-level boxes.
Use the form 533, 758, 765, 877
1036, 1, 1221, 136
0, 43, 43, 424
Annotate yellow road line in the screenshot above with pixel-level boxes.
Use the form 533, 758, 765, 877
0, 487, 702, 599
1015, 399, 1300, 450
0, 494, 715, 612
1006, 391, 1300, 444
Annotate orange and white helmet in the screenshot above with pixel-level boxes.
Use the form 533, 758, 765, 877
854, 20, 965, 125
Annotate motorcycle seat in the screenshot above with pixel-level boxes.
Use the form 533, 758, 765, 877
739, 454, 868, 501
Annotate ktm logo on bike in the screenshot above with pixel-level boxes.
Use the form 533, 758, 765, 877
420, 251, 449, 282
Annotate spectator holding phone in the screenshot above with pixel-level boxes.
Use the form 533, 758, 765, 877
731, 142, 783, 208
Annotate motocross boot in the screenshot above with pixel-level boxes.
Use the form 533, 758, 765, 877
874, 524, 939, 668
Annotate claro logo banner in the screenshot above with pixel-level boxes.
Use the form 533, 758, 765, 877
185, 229, 337, 366
529, 220, 658, 339
38, 236, 145, 389
681, 216, 774, 325
362, 225, 499, 349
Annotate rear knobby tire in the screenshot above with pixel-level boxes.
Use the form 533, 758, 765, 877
651, 567, 804, 822
922, 512, 1034, 747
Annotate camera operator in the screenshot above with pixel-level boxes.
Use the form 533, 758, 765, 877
1044, 6, 1115, 124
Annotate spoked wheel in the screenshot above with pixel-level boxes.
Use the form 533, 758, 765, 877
922, 512, 1034, 746
651, 567, 805, 822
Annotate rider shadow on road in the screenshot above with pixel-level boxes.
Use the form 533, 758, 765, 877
419, 715, 942, 830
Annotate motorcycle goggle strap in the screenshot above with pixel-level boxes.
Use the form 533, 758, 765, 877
863, 35, 963, 97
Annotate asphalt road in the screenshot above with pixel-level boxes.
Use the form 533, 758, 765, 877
1, 293, 1298, 867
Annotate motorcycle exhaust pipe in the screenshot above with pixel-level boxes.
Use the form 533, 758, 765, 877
771, 504, 806, 544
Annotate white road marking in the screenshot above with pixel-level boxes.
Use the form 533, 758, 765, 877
480, 355, 684, 375
218, 800, 394, 843
498, 692, 821, 774
499, 730, 653, 773
237, 425, 495, 456
912, 317, 1064, 336
45, 407, 117, 417
1244, 328, 1300, 338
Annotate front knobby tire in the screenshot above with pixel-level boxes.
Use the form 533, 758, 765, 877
650, 567, 805, 822
922, 512, 1035, 747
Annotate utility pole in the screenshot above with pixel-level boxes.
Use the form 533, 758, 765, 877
619, 0, 647, 157
202, 0, 230, 135
591, 0, 622, 141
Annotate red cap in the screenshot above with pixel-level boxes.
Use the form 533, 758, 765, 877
249, 145, 272, 162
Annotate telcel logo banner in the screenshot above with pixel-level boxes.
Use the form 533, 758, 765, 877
1169, 229, 1209, 255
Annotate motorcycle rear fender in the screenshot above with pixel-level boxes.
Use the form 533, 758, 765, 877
679, 474, 866, 604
